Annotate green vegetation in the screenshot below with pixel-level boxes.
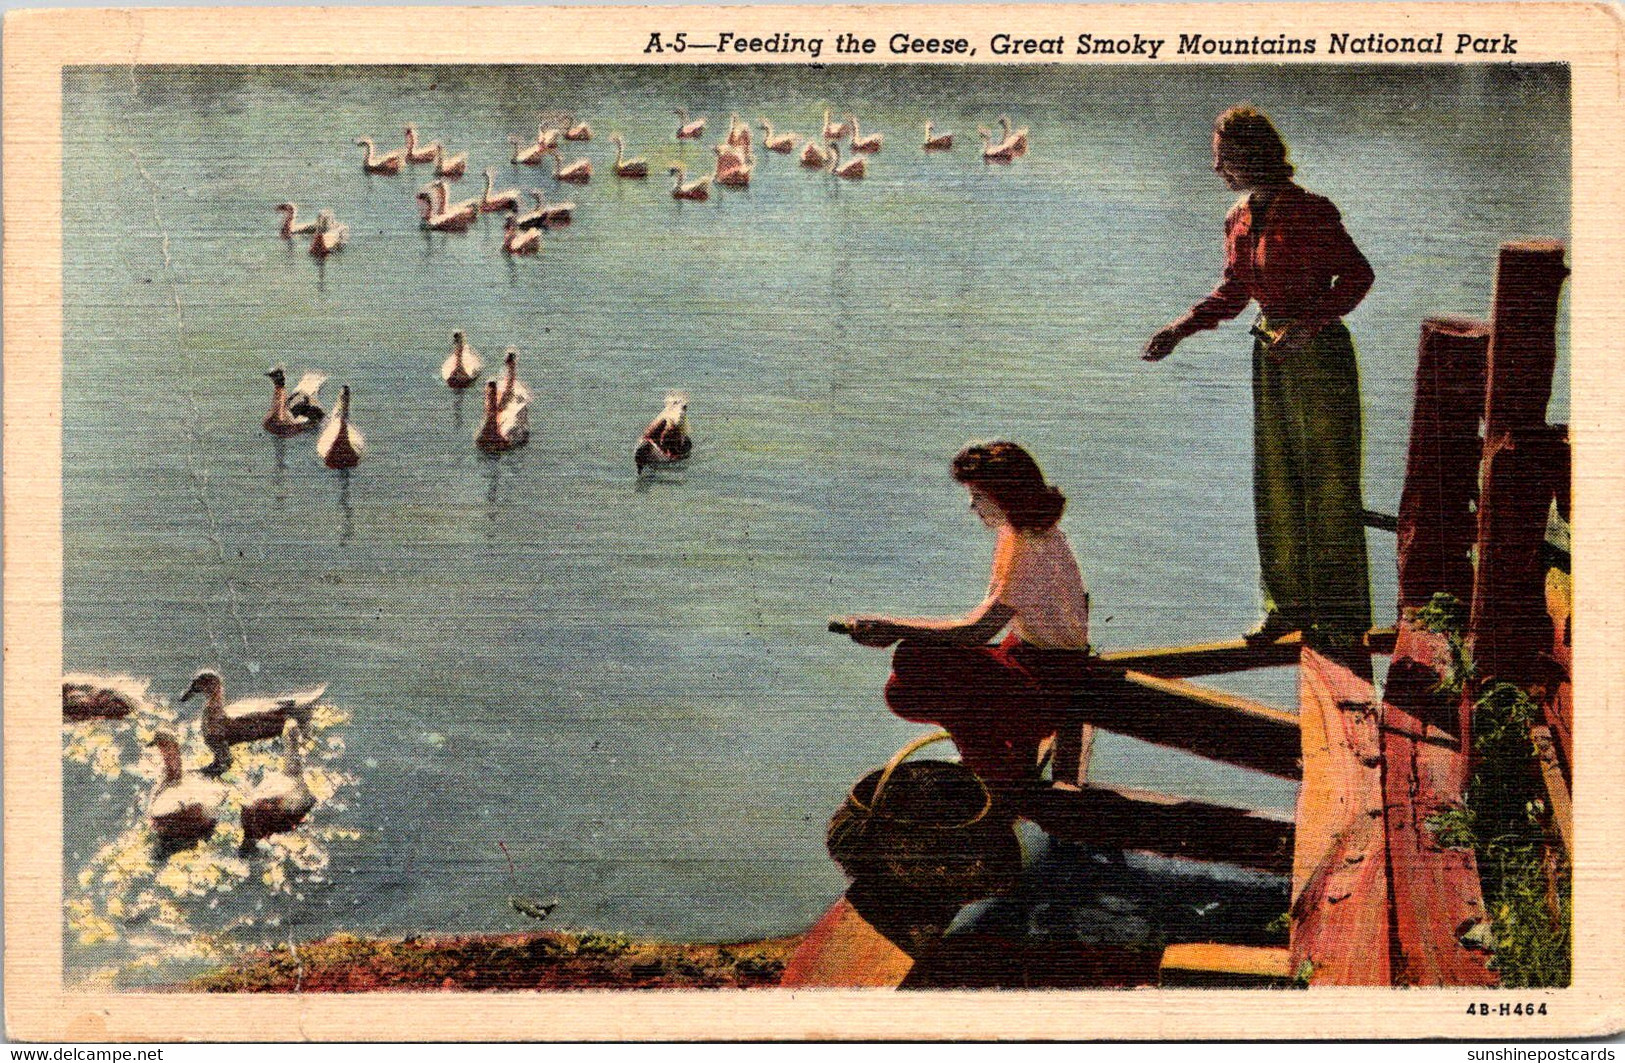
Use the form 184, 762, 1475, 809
1413, 594, 1571, 988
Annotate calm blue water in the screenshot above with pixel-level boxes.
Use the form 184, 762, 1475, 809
61, 64, 1570, 968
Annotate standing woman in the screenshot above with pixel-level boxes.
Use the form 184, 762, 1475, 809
835, 442, 1093, 785
1143, 105, 1375, 649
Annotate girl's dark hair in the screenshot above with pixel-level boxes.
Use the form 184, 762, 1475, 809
951, 441, 1066, 533
1214, 104, 1295, 186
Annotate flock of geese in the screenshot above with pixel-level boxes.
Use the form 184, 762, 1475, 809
261, 336, 692, 470
268, 106, 1028, 469
64, 670, 327, 858
279, 107, 1032, 257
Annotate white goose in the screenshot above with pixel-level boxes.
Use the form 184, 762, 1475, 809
275, 202, 319, 238
847, 112, 883, 153
668, 166, 711, 201
498, 348, 533, 411
799, 139, 834, 169
997, 114, 1030, 157
674, 108, 707, 140
476, 378, 531, 452
317, 385, 365, 470
514, 189, 575, 230
238, 719, 317, 855
509, 135, 547, 166
978, 126, 1019, 164
181, 668, 327, 777
829, 141, 866, 180
759, 119, 799, 154
610, 134, 649, 178
147, 732, 228, 855
403, 124, 442, 164
546, 147, 592, 184
502, 213, 543, 256
309, 210, 349, 256
480, 169, 522, 213
822, 107, 851, 141
355, 137, 405, 175
433, 144, 468, 179
441, 330, 483, 389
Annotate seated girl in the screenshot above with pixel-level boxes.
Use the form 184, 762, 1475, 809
835, 441, 1093, 785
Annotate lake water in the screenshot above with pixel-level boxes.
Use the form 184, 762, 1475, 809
60, 63, 1570, 979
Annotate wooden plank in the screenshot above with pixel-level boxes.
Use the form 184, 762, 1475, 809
778, 896, 912, 989
1396, 316, 1489, 609
1160, 944, 1296, 987
1382, 624, 1497, 987
1096, 634, 1304, 676
1290, 648, 1391, 985
1012, 781, 1293, 874
1099, 627, 1397, 678
1068, 670, 1301, 780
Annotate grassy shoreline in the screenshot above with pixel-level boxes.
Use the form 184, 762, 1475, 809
177, 929, 803, 992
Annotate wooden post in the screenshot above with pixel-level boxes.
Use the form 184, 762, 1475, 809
1396, 316, 1489, 610
1469, 241, 1568, 698
1481, 241, 1568, 440
1289, 648, 1390, 984
1470, 425, 1566, 689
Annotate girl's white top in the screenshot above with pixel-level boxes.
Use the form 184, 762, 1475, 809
991, 527, 1091, 651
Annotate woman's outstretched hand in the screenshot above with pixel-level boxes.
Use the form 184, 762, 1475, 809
831, 616, 903, 648
1142, 326, 1182, 362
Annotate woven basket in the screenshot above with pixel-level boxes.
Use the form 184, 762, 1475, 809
827, 731, 1021, 905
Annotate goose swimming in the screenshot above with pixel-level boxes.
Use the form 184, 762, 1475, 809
923, 121, 954, 151
63, 672, 155, 722
309, 210, 350, 256
238, 719, 317, 855
610, 134, 649, 179
441, 330, 483, 389
263, 366, 327, 436
476, 378, 530, 452
479, 169, 522, 213
759, 119, 799, 154
635, 391, 693, 474
316, 385, 365, 470
275, 202, 319, 238
502, 213, 543, 256
498, 348, 533, 411
147, 732, 228, 856
514, 189, 574, 230
181, 668, 327, 778
355, 136, 405, 175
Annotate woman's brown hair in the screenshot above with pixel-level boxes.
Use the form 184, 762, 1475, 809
951, 441, 1066, 533
1214, 104, 1295, 186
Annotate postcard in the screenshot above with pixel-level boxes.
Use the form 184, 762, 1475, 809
4, 1, 1622, 1042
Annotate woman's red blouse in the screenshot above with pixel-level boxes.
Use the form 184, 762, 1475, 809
1182, 184, 1375, 334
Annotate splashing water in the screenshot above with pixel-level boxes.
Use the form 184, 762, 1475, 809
63, 686, 360, 988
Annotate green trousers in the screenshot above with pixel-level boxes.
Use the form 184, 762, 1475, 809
1251, 318, 1373, 644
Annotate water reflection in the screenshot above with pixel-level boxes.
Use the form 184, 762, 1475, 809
336, 468, 355, 544
271, 437, 289, 512
451, 387, 468, 432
